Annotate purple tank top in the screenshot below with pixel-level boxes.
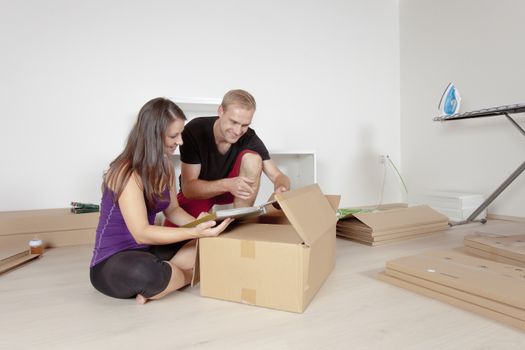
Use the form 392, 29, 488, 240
90, 187, 170, 267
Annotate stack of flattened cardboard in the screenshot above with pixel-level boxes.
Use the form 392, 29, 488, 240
379, 250, 525, 331
464, 232, 525, 268
336, 205, 449, 245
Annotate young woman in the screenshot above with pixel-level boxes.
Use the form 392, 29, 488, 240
90, 97, 232, 304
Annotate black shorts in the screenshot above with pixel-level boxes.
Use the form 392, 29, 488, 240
90, 240, 191, 299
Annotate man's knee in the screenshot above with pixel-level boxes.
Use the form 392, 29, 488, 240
171, 240, 197, 271
240, 152, 262, 175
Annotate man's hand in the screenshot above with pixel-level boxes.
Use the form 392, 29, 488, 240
274, 185, 289, 194
227, 176, 255, 200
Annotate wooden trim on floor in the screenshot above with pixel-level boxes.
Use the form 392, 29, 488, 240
487, 213, 525, 223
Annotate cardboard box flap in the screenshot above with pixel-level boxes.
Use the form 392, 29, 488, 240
325, 195, 341, 212
275, 184, 336, 246
353, 205, 448, 231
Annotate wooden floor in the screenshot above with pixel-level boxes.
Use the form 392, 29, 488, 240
1, 219, 524, 349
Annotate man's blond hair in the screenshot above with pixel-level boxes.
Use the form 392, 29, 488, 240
221, 89, 256, 111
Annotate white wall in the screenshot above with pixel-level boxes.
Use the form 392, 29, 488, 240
0, 0, 400, 211
400, 0, 525, 217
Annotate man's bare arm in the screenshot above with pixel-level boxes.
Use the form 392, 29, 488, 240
263, 159, 291, 193
181, 162, 254, 200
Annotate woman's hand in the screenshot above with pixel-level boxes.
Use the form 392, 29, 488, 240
193, 218, 234, 238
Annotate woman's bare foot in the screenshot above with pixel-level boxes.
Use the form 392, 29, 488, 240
136, 294, 148, 305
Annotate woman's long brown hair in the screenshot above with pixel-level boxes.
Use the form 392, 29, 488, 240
104, 98, 186, 208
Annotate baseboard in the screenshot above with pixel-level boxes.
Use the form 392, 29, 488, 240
487, 213, 525, 223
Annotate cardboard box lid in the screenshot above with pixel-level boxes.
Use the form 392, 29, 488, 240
275, 184, 337, 246
352, 205, 448, 231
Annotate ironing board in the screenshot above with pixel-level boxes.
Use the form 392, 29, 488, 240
434, 103, 525, 226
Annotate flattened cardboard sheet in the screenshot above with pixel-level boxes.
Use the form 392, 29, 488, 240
337, 222, 446, 239
340, 230, 442, 246
386, 250, 525, 310
464, 232, 525, 263
0, 249, 40, 275
463, 246, 525, 268
352, 205, 448, 232
378, 272, 525, 331
384, 268, 525, 321
0, 209, 99, 236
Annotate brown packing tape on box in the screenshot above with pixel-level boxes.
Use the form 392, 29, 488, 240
240, 240, 256, 259
378, 272, 525, 332
239, 240, 257, 303
241, 288, 256, 304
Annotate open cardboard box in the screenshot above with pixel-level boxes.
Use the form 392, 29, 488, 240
191, 184, 339, 313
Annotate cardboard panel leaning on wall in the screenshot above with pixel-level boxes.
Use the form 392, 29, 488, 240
0, 209, 99, 250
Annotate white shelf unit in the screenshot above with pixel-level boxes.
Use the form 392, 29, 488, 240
170, 152, 316, 204
258, 151, 316, 202
171, 96, 221, 119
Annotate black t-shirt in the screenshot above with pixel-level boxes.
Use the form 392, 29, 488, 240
179, 116, 270, 186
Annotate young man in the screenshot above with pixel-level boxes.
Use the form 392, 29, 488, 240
165, 89, 291, 224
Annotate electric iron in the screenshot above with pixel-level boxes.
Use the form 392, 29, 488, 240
438, 82, 461, 116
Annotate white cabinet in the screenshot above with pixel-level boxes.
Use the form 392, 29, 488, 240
172, 96, 221, 119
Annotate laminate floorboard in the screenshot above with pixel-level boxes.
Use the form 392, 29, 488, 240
1, 220, 524, 349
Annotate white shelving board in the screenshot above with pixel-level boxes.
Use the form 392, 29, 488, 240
169, 152, 316, 205
171, 97, 221, 119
